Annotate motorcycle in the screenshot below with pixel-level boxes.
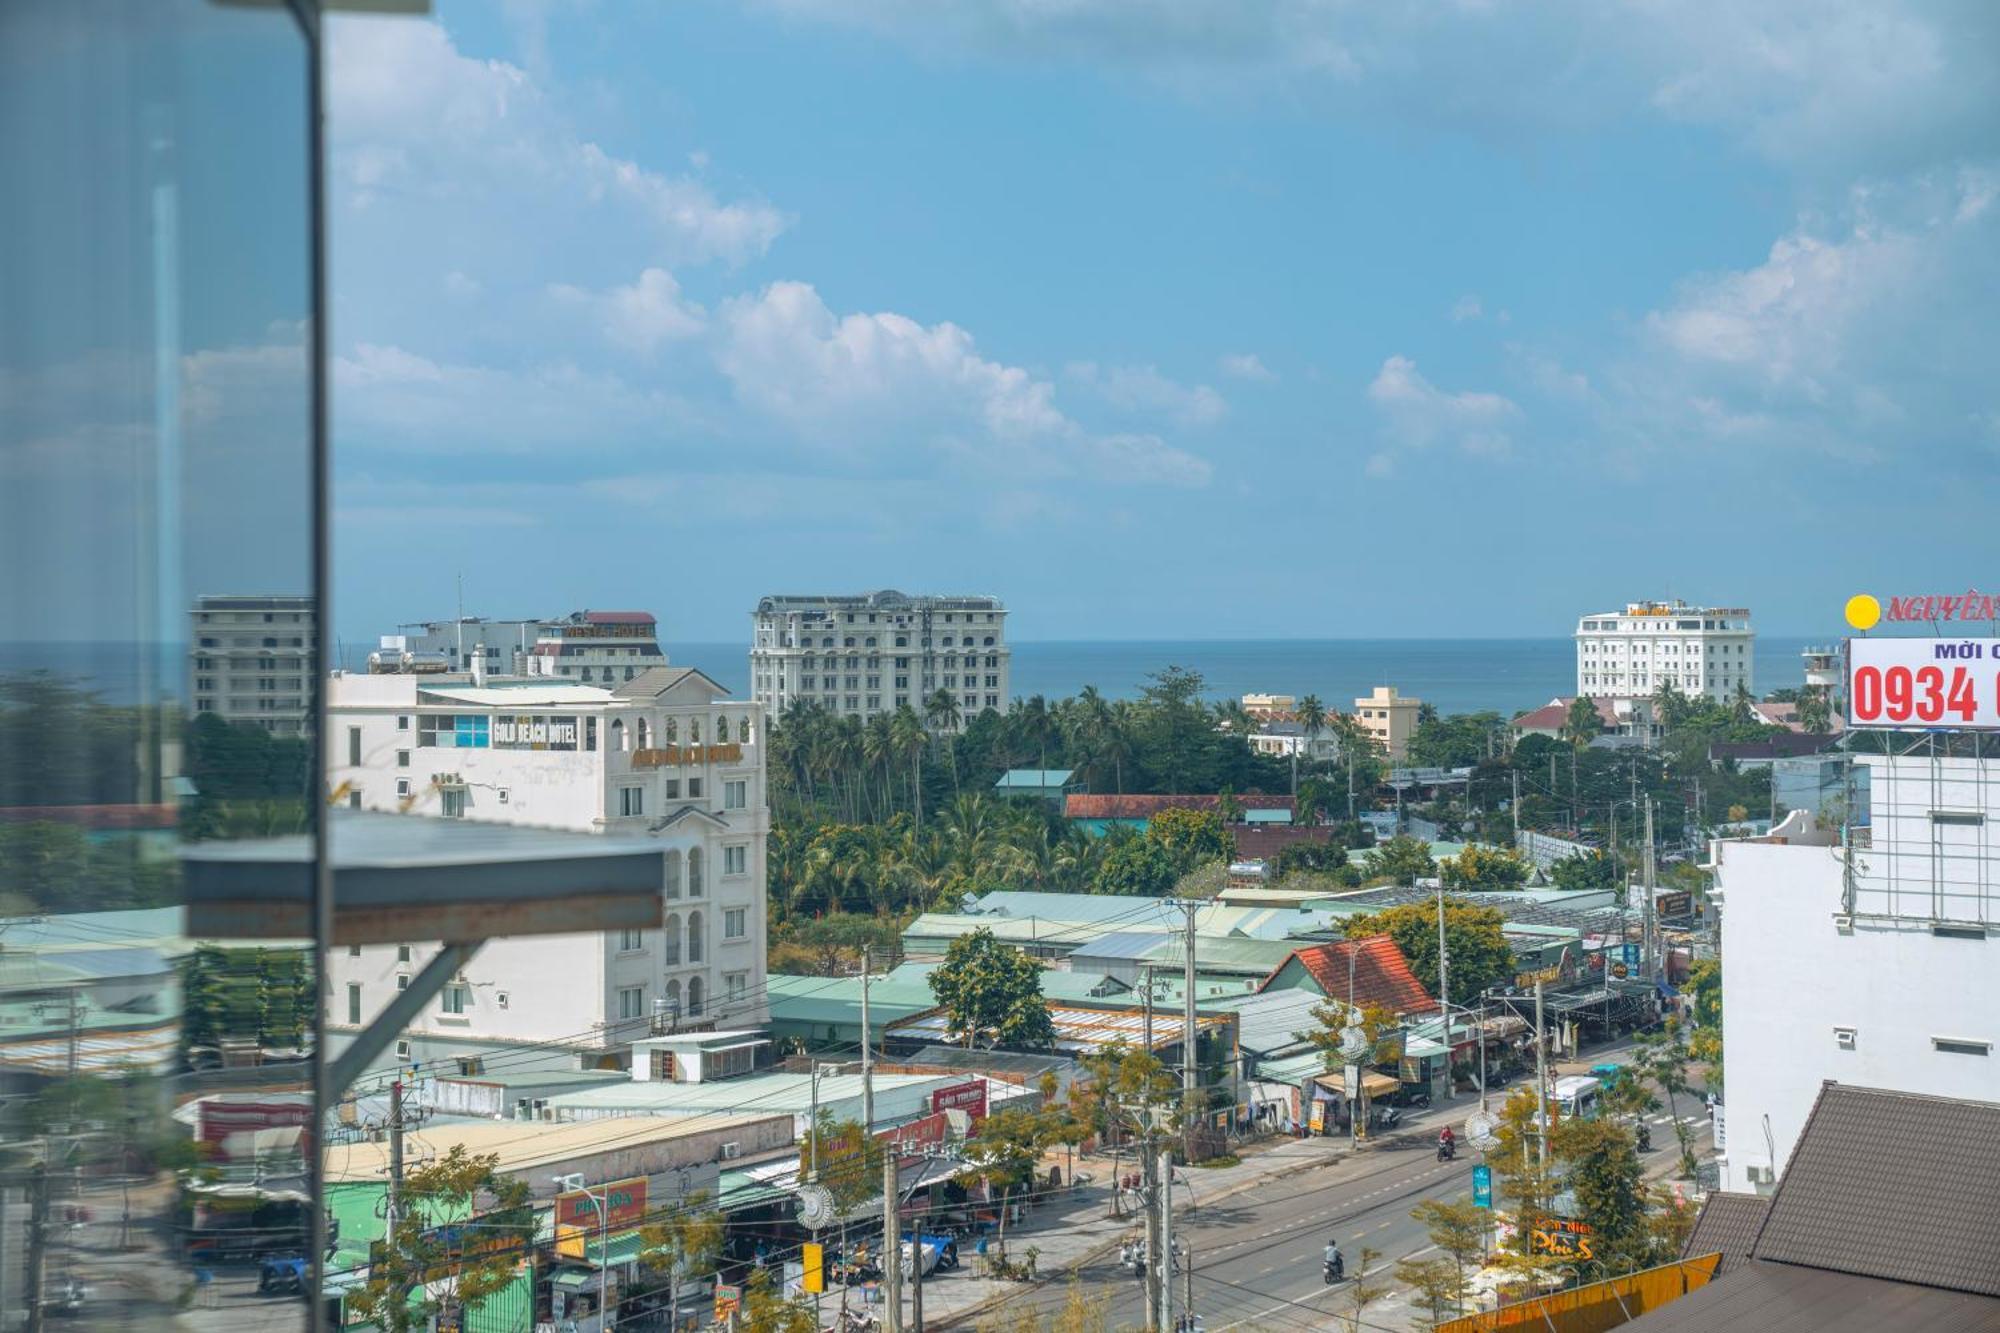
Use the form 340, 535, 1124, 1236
1323, 1255, 1345, 1285
1374, 1107, 1403, 1131
1437, 1139, 1457, 1162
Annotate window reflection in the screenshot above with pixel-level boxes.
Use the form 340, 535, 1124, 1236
1, 3, 318, 1330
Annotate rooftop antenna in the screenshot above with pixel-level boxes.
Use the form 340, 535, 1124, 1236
455, 572, 464, 667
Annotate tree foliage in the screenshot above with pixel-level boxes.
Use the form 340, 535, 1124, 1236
767, 913, 906, 976
346, 1146, 533, 1333
927, 928, 1055, 1048
1551, 851, 1620, 894
1439, 844, 1531, 891
1361, 835, 1436, 885
638, 1191, 725, 1321
1341, 898, 1515, 1002
1090, 831, 1184, 897
1145, 806, 1233, 866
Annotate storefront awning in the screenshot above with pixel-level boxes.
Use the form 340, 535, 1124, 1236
1310, 1071, 1401, 1100
584, 1230, 646, 1267
551, 1268, 600, 1291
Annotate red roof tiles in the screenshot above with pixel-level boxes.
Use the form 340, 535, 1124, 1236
1264, 935, 1437, 1016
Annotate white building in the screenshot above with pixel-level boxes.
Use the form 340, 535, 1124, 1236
324, 664, 770, 1076
190, 594, 315, 734
378, 616, 548, 675
1710, 752, 2000, 1194
1575, 600, 1754, 703
749, 590, 1010, 725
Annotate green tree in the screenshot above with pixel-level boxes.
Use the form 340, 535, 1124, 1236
1796, 687, 1833, 734
1487, 1087, 1563, 1288
1340, 1245, 1390, 1332
1550, 850, 1620, 893
927, 928, 1055, 1048
346, 1146, 534, 1333
1341, 898, 1515, 1002
740, 1266, 818, 1333
1407, 1198, 1487, 1321
1091, 832, 1183, 897
1146, 806, 1233, 867
964, 1103, 1056, 1259
768, 913, 905, 977
1361, 834, 1436, 885
1562, 696, 1603, 749
638, 1191, 725, 1331
1552, 1116, 1650, 1274
1439, 844, 1530, 891
1396, 1255, 1468, 1328
1632, 1019, 1700, 1178
1686, 957, 1723, 1092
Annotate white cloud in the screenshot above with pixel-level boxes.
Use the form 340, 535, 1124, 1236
327, 17, 787, 266
1450, 295, 1484, 323
549, 268, 707, 354
1066, 362, 1227, 427
753, 1, 2000, 175
715, 281, 1210, 486
1366, 355, 1521, 464
1219, 352, 1276, 382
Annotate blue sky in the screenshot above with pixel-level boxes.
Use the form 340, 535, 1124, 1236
323, 2, 2000, 644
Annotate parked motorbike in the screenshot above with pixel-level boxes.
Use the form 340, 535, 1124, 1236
1374, 1107, 1403, 1131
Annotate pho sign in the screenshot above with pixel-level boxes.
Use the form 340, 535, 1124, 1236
555, 1177, 649, 1235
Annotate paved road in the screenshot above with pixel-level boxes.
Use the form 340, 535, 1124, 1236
947, 1046, 1716, 1332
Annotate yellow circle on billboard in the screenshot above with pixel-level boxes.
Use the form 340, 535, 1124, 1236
1844, 594, 1881, 631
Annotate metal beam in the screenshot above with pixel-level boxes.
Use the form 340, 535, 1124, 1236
328, 941, 483, 1100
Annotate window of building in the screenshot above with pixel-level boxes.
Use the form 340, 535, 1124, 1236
441, 788, 466, 818
688, 777, 703, 799
618, 928, 644, 952
724, 908, 747, 939
663, 912, 682, 964
396, 749, 409, 767
348, 727, 361, 765
664, 777, 681, 799
726, 972, 747, 1002
724, 780, 747, 810
441, 983, 469, 1015
724, 845, 747, 875
687, 911, 704, 961
620, 786, 645, 817
664, 850, 683, 899
395, 778, 411, 797
586, 716, 598, 751
396, 974, 409, 992
347, 984, 362, 1025
688, 847, 704, 896
618, 986, 646, 1021
687, 977, 705, 1016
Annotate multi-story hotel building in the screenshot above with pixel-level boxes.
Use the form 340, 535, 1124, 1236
189, 594, 316, 734
1575, 599, 1754, 702
324, 663, 770, 1074
378, 609, 668, 684
377, 616, 548, 674
749, 590, 1010, 725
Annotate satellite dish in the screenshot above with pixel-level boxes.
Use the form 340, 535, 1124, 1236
797, 1185, 836, 1231
1339, 1026, 1370, 1061
1464, 1111, 1500, 1151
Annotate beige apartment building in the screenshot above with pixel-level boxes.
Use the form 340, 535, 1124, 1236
1352, 686, 1422, 761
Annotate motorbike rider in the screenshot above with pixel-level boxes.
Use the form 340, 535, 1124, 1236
1439, 1125, 1456, 1156
1324, 1240, 1344, 1278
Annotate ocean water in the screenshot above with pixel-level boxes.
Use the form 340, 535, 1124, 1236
9, 636, 1819, 718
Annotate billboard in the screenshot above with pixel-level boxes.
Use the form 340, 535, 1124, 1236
1846, 638, 2000, 730
555, 1177, 649, 1231
929, 1080, 988, 1119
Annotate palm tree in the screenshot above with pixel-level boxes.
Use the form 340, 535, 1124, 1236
924, 688, 963, 798
862, 712, 896, 818
891, 704, 926, 826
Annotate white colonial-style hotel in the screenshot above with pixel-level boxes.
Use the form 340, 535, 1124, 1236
323, 660, 769, 1076
749, 589, 1011, 725
1576, 599, 1755, 703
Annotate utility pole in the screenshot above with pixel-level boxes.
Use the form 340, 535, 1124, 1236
386, 1079, 407, 1318
1180, 899, 1198, 1158
1642, 799, 1658, 995
864, 949, 902, 1333
910, 1152, 927, 1333
1140, 1111, 1161, 1333
24, 1152, 48, 1333
1157, 1147, 1175, 1333
1436, 885, 1450, 1104
1533, 979, 1549, 1178
1511, 770, 1521, 847
1141, 964, 1154, 1051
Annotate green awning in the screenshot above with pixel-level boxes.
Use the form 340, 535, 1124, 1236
585, 1230, 646, 1267
552, 1267, 599, 1291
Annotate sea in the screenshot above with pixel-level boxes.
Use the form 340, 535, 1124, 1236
8, 636, 1821, 719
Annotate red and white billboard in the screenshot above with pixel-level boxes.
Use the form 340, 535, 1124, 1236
929, 1080, 988, 1120
1847, 638, 2000, 730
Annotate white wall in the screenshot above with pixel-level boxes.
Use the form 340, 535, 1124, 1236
1715, 836, 2000, 1192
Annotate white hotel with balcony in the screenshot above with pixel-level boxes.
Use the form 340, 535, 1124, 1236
323, 661, 769, 1076
1576, 599, 1755, 703
749, 590, 1011, 725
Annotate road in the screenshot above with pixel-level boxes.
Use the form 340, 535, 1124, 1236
959, 1068, 1715, 1331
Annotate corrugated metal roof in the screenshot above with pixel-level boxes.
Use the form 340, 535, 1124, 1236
972, 891, 1181, 927
1211, 989, 1325, 1055
323, 1112, 777, 1182
766, 973, 937, 1026
994, 769, 1074, 788
885, 1003, 1231, 1055
546, 1072, 949, 1120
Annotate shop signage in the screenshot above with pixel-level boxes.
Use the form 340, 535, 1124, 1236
555, 1177, 649, 1231
1847, 637, 2000, 730
1529, 1218, 1596, 1259
374, 1210, 535, 1281
633, 743, 743, 769
877, 1111, 950, 1157
1654, 891, 1692, 920
713, 1285, 742, 1322
491, 714, 580, 751
929, 1080, 988, 1119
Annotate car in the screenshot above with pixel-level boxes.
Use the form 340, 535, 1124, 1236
259, 1255, 309, 1295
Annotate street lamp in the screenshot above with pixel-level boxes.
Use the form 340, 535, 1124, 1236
554, 1172, 611, 1330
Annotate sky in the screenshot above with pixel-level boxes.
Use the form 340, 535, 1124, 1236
321, 1, 2000, 645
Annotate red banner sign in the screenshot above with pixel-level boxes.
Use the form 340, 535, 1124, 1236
555, 1177, 649, 1232
876, 1112, 950, 1158
929, 1080, 988, 1119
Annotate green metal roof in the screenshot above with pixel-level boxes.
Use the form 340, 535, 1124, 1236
765, 973, 936, 1029
994, 769, 1074, 788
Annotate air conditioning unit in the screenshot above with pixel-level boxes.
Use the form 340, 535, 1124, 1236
720, 1142, 741, 1161
1834, 1026, 1857, 1050
1745, 1165, 1776, 1186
